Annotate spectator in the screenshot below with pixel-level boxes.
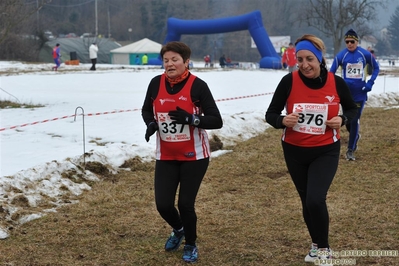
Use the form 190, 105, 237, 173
281, 42, 297, 72
142, 53, 148, 65
135, 55, 140, 65
280, 45, 286, 56
219, 54, 226, 68
367, 49, 376, 75
204, 55, 211, 67
89, 42, 98, 71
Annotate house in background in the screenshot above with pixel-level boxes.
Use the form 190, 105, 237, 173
360, 35, 378, 50
110, 38, 162, 65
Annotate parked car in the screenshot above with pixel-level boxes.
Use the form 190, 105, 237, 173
66, 33, 78, 38
44, 30, 55, 40
80, 33, 93, 38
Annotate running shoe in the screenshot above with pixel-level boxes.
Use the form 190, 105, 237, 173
305, 243, 318, 262
346, 149, 355, 161
316, 248, 333, 266
164, 229, 185, 251
182, 244, 198, 263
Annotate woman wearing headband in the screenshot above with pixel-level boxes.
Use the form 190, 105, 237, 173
265, 34, 358, 265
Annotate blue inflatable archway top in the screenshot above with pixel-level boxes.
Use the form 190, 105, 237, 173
149, 10, 281, 69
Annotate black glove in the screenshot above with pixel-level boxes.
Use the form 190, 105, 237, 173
145, 122, 158, 142
168, 106, 193, 125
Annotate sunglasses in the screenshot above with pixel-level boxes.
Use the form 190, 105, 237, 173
345, 40, 356, 44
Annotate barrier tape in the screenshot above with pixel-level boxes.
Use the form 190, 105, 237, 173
0, 93, 274, 132
216, 92, 273, 102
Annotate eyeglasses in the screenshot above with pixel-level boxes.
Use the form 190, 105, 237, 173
345, 40, 356, 44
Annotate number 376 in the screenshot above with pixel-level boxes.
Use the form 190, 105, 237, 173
298, 113, 324, 126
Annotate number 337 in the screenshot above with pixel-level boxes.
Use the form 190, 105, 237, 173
160, 122, 185, 134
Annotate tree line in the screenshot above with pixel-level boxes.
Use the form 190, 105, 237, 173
0, 0, 397, 62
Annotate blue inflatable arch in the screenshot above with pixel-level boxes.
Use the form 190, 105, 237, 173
149, 10, 281, 69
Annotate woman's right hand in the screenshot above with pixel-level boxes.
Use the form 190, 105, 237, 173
283, 113, 299, 128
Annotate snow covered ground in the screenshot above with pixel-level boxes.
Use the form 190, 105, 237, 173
0, 60, 398, 239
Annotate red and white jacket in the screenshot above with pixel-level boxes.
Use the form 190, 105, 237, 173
153, 74, 210, 160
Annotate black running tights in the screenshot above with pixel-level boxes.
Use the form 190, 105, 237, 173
282, 141, 340, 248
154, 158, 209, 246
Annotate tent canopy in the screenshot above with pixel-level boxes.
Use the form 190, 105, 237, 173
39, 38, 121, 64
110, 38, 161, 54
110, 38, 162, 65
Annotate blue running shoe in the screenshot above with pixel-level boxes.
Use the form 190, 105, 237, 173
182, 244, 198, 263
164, 229, 184, 251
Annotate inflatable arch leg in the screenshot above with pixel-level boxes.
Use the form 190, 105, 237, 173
148, 10, 282, 69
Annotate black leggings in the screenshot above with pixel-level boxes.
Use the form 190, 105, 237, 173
282, 141, 340, 248
90, 58, 97, 70
154, 158, 209, 246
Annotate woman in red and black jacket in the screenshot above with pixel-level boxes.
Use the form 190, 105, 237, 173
266, 34, 358, 264
142, 41, 222, 263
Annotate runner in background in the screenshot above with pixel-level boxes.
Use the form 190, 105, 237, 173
52, 43, 61, 71
330, 29, 380, 161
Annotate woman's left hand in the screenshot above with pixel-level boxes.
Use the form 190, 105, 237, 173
325, 116, 342, 129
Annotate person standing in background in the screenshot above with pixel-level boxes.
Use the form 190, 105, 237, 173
329, 29, 380, 161
135, 55, 140, 65
280, 45, 286, 56
52, 43, 61, 71
141, 41, 223, 263
367, 49, 376, 75
266, 34, 358, 265
204, 55, 211, 67
142, 53, 148, 65
282, 42, 297, 72
89, 42, 98, 71
219, 54, 226, 68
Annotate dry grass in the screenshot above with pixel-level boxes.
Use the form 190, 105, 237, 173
0, 107, 398, 265
0, 100, 44, 109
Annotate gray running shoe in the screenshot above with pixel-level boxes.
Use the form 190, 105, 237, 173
346, 149, 355, 161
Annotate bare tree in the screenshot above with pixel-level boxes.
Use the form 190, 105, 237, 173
0, 0, 52, 45
299, 0, 386, 55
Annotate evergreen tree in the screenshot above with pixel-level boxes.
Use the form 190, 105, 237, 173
387, 5, 399, 54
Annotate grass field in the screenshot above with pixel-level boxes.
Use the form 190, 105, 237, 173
0, 107, 398, 265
